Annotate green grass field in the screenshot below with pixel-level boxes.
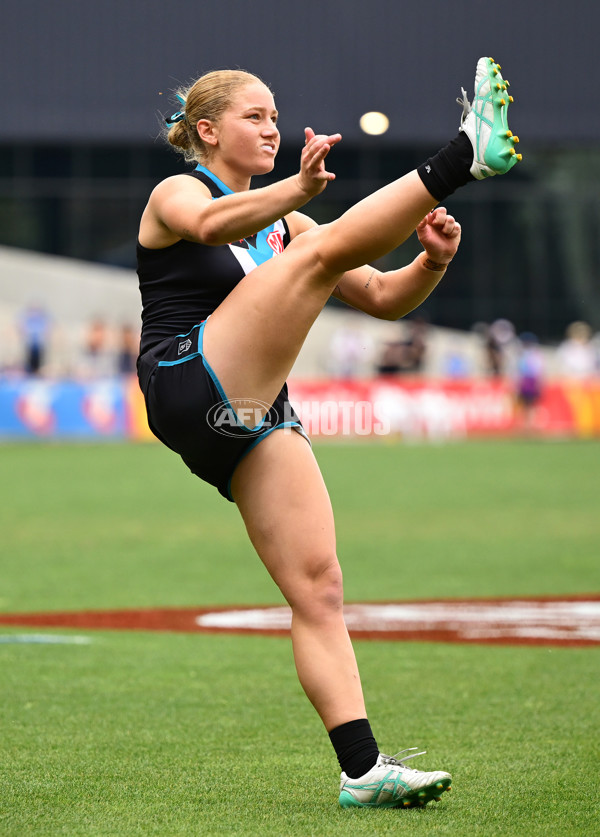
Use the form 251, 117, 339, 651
1, 439, 599, 835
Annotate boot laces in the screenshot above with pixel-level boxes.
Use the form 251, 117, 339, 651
456, 87, 472, 124
379, 748, 427, 771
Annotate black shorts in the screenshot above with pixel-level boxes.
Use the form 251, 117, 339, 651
137, 320, 309, 501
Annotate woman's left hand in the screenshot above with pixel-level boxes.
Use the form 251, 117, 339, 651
416, 207, 462, 265
297, 127, 342, 197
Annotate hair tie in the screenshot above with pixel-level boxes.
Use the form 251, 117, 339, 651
165, 93, 187, 127
166, 110, 185, 126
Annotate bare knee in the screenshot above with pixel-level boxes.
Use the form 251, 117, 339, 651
285, 555, 344, 622
286, 225, 346, 280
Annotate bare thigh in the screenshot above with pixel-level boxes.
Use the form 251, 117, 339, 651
231, 426, 338, 604
203, 227, 340, 415
232, 429, 368, 729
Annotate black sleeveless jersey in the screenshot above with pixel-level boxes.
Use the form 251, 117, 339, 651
137, 165, 290, 355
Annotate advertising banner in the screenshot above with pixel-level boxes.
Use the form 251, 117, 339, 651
0, 378, 127, 438
287, 379, 600, 440
1, 377, 600, 440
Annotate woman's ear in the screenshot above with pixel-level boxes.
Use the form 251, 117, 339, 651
196, 119, 218, 147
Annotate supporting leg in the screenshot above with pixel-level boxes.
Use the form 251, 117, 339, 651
230, 428, 366, 731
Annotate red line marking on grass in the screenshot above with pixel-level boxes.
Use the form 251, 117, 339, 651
1, 595, 600, 647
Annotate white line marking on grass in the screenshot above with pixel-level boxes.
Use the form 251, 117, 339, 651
194, 599, 600, 645
0, 633, 92, 645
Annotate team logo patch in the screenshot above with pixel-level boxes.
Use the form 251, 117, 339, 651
266, 231, 284, 254
178, 338, 193, 355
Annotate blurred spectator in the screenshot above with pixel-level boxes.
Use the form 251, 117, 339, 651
400, 317, 428, 373
515, 332, 545, 430
556, 321, 598, 378
328, 318, 374, 378
444, 352, 470, 378
483, 318, 515, 377
376, 317, 428, 375
376, 329, 405, 375
116, 324, 139, 376
81, 317, 112, 378
19, 304, 51, 376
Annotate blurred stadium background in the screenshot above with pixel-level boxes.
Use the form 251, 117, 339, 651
1, 0, 599, 438
2, 6, 600, 834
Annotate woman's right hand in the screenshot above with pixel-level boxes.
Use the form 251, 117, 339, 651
297, 127, 342, 197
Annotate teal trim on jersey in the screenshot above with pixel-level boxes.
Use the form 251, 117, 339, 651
157, 323, 203, 367
194, 165, 283, 269
197, 320, 266, 434
156, 320, 267, 432
157, 352, 201, 367
195, 165, 234, 195
242, 225, 282, 267
152, 318, 311, 503
174, 323, 203, 339
225, 422, 308, 501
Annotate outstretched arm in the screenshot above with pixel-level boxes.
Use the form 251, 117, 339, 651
140, 129, 341, 248
330, 208, 462, 320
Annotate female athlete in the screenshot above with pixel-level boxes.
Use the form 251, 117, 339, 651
136, 57, 520, 808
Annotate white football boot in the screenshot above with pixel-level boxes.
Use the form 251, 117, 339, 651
339, 748, 452, 809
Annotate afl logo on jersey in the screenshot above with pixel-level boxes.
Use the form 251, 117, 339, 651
267, 231, 284, 255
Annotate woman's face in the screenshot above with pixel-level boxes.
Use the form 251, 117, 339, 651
204, 82, 280, 180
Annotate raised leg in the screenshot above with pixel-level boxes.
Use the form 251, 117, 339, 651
203, 171, 437, 409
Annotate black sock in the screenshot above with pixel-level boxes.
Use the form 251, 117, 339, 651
328, 718, 379, 779
417, 131, 476, 201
